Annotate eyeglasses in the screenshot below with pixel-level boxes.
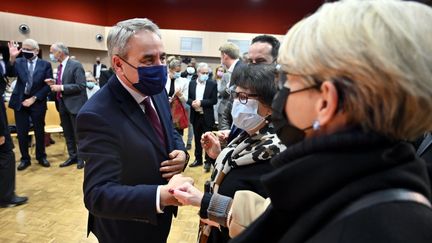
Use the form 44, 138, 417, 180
285, 84, 321, 96
231, 91, 260, 104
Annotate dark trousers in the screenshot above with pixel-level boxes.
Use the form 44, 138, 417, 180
58, 99, 78, 161
192, 113, 213, 164
0, 150, 15, 201
14, 101, 46, 162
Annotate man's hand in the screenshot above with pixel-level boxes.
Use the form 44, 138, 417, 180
44, 78, 56, 86
160, 174, 194, 207
50, 84, 62, 92
191, 100, 201, 109
0, 136, 5, 146
8, 41, 21, 60
160, 150, 187, 180
22, 97, 36, 107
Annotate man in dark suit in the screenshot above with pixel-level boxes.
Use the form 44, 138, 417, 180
187, 62, 217, 172
0, 60, 28, 207
92, 57, 106, 82
46, 42, 87, 169
6, 39, 52, 170
76, 18, 192, 243
98, 67, 114, 88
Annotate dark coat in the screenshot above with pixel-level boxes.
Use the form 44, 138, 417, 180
187, 79, 217, 127
231, 129, 432, 243
58, 58, 87, 114
7, 57, 52, 111
77, 76, 185, 243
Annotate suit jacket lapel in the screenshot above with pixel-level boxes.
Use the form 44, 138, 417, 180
108, 77, 167, 156
21, 59, 30, 82
203, 81, 211, 99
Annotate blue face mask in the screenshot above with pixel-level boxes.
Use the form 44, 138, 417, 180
173, 72, 181, 79
49, 53, 57, 63
118, 55, 167, 96
86, 81, 95, 89
199, 74, 209, 82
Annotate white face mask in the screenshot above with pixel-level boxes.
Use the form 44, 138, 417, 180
231, 99, 265, 132
186, 67, 195, 74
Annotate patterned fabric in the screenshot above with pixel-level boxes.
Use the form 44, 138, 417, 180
210, 124, 286, 194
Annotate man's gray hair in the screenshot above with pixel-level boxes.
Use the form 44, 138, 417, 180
23, 39, 39, 50
196, 62, 209, 73
52, 42, 69, 55
107, 18, 161, 61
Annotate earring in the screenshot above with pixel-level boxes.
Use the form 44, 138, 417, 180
312, 120, 320, 131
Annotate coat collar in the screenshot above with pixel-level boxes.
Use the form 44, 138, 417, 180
107, 76, 169, 155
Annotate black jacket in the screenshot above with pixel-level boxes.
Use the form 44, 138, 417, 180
231, 129, 432, 243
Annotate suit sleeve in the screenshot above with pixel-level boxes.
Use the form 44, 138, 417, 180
201, 81, 218, 108
63, 62, 86, 95
187, 81, 194, 106
34, 62, 52, 100
0, 87, 7, 137
77, 111, 159, 224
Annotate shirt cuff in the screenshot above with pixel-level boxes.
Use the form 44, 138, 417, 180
61, 85, 64, 91
156, 186, 164, 214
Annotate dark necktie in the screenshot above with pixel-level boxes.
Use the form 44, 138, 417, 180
142, 98, 166, 147
56, 64, 63, 100
25, 60, 34, 95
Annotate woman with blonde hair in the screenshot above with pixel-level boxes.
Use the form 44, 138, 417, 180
173, 1, 432, 242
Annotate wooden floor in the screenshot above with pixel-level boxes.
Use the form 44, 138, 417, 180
0, 133, 210, 243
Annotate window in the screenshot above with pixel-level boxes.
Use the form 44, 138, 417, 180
228, 39, 250, 54
180, 37, 203, 53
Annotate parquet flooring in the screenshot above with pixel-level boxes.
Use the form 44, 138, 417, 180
0, 133, 209, 243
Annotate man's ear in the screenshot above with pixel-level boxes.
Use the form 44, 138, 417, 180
112, 56, 123, 74
315, 81, 339, 127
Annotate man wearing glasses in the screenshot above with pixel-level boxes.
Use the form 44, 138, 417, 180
6, 39, 53, 170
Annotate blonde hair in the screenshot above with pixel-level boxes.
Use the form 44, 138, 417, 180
219, 42, 240, 59
278, 0, 432, 140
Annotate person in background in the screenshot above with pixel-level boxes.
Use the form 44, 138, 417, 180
218, 42, 244, 131
6, 39, 52, 170
175, 1, 432, 243
213, 65, 226, 124
165, 58, 189, 136
76, 18, 192, 243
46, 42, 87, 169
247, 35, 280, 65
85, 71, 100, 99
98, 67, 114, 88
0, 55, 28, 207
93, 57, 107, 82
188, 62, 217, 173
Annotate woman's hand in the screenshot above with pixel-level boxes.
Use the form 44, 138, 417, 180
201, 132, 222, 159
171, 182, 204, 207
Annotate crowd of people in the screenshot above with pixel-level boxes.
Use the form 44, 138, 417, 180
1, 0, 432, 243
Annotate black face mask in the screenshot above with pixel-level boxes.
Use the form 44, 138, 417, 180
22, 50, 35, 60
271, 87, 312, 146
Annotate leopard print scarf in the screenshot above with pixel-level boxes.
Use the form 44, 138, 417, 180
210, 124, 286, 193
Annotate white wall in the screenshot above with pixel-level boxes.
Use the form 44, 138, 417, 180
0, 11, 283, 71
